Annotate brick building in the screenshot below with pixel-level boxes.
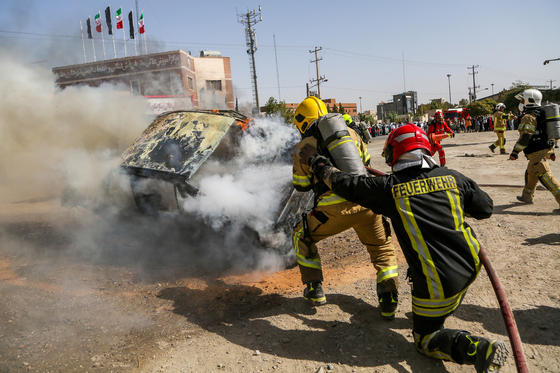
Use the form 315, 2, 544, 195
52, 50, 234, 114
281, 98, 357, 116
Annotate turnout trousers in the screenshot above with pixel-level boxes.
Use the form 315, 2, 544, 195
521, 149, 560, 205
430, 141, 447, 166
493, 131, 506, 150
292, 203, 398, 296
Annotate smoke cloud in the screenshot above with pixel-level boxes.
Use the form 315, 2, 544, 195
0, 48, 302, 278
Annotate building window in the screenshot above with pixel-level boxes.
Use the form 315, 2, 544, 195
206, 80, 222, 91
130, 80, 140, 95
188, 76, 194, 90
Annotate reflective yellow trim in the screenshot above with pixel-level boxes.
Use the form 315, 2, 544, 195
447, 189, 481, 266
317, 193, 347, 206
377, 265, 399, 283
327, 136, 353, 152
395, 197, 443, 299
293, 174, 312, 187
293, 227, 322, 269
412, 288, 467, 317
416, 331, 454, 361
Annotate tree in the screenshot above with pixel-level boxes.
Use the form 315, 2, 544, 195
459, 99, 469, 107
467, 99, 497, 117
338, 103, 345, 114
262, 97, 280, 114
261, 96, 295, 124
429, 100, 443, 110
387, 111, 398, 123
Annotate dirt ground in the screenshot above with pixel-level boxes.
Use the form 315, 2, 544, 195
1, 130, 559, 373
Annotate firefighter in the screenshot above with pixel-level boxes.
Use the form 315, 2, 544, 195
489, 103, 516, 154
427, 112, 454, 167
342, 113, 371, 143
298, 124, 509, 373
510, 89, 560, 214
292, 96, 399, 319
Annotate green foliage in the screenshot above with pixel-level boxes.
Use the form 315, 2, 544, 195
338, 103, 345, 114
363, 115, 375, 125
262, 96, 295, 124
387, 111, 398, 122
429, 100, 442, 110
467, 98, 497, 117
459, 99, 469, 107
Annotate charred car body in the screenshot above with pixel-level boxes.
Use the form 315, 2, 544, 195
62, 110, 312, 257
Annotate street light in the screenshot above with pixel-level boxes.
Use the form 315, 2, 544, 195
491, 84, 494, 95
359, 97, 362, 114
447, 74, 452, 104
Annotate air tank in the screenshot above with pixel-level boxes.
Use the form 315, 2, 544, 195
544, 103, 560, 140
316, 113, 368, 176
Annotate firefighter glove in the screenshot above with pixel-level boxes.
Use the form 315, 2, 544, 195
299, 144, 318, 166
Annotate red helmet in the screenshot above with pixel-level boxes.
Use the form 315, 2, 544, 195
384, 124, 431, 166
434, 111, 443, 119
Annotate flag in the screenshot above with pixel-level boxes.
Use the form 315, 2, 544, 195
105, 6, 113, 35
94, 13, 102, 33
116, 8, 123, 29
86, 18, 93, 39
128, 11, 135, 39
138, 12, 145, 34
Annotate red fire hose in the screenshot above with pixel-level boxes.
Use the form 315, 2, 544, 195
478, 246, 529, 373
366, 166, 529, 372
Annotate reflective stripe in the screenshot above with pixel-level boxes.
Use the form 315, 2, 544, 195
539, 174, 560, 195
412, 288, 467, 317
377, 265, 398, 283
417, 331, 453, 361
395, 132, 415, 142
447, 189, 481, 263
293, 174, 312, 187
523, 186, 536, 194
293, 226, 322, 269
317, 193, 347, 206
395, 197, 443, 299
326, 136, 353, 152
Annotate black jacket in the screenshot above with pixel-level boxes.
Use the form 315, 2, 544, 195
311, 159, 493, 305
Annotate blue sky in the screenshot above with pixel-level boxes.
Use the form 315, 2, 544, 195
1, 0, 559, 111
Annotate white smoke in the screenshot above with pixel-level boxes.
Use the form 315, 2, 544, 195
0, 48, 151, 202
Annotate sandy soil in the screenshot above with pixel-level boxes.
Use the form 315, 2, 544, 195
1, 130, 559, 373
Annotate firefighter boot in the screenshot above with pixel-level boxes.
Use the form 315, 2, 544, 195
303, 282, 326, 305
488, 144, 496, 153
452, 332, 509, 373
379, 292, 399, 320
500, 148, 507, 155
516, 195, 533, 204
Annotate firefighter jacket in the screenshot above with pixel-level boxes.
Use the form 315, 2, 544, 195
308, 158, 493, 317
427, 121, 453, 139
293, 127, 370, 210
493, 110, 513, 132
512, 107, 554, 157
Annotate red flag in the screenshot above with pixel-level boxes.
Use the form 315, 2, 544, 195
116, 8, 123, 29
138, 12, 145, 34
94, 13, 102, 33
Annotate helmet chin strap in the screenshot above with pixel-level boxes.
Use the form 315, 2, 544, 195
392, 149, 437, 172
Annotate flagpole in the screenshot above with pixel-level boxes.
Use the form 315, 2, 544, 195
90, 16, 97, 62
122, 7, 127, 58
109, 5, 116, 59
142, 11, 147, 55
80, 21, 87, 63
130, 9, 138, 56
99, 10, 107, 60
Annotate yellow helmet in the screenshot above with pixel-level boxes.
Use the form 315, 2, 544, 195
294, 96, 328, 134
342, 114, 352, 124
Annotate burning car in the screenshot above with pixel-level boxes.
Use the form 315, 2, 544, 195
62, 109, 312, 257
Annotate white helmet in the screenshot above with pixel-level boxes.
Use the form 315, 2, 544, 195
495, 103, 506, 111
515, 89, 542, 107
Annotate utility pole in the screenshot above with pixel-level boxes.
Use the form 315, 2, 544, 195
547, 79, 556, 89
309, 47, 327, 99
447, 74, 452, 104
468, 65, 479, 101
238, 6, 262, 114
